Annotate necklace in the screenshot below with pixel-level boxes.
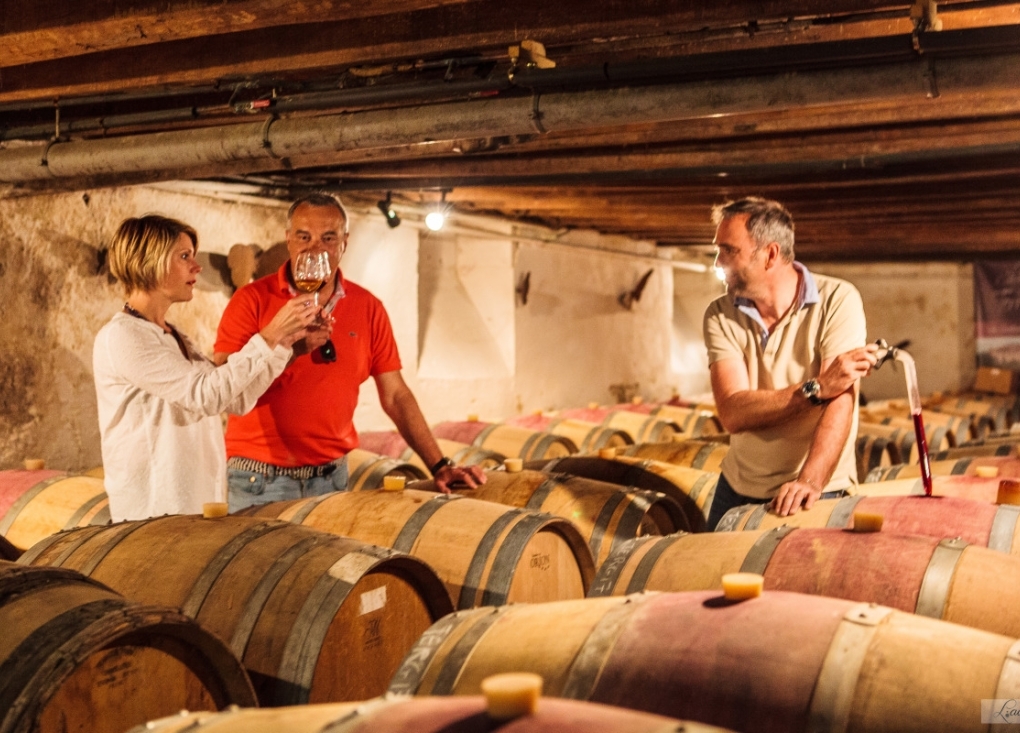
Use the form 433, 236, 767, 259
123, 303, 190, 359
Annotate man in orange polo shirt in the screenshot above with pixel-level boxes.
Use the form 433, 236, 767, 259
214, 193, 484, 510
703, 197, 878, 530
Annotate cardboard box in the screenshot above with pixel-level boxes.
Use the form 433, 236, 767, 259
973, 366, 1018, 395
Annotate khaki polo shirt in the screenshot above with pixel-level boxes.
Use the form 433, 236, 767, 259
703, 266, 867, 499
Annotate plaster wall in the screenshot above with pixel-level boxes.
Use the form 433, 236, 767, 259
814, 261, 975, 402
0, 186, 285, 472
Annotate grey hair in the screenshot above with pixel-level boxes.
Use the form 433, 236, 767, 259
711, 196, 795, 262
287, 193, 350, 234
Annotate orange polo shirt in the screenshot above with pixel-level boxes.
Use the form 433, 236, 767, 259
215, 263, 402, 467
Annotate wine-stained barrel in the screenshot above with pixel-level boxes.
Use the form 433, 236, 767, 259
414, 469, 686, 566
388, 590, 1020, 733
866, 455, 1020, 482
621, 440, 729, 473
19, 515, 452, 706
346, 448, 428, 491
558, 407, 681, 444
590, 527, 1020, 639
527, 455, 717, 533
0, 469, 110, 551
716, 494, 1020, 555
855, 434, 895, 481
432, 421, 577, 460
240, 489, 595, 609
359, 433, 506, 473
505, 414, 633, 453
131, 695, 732, 733
0, 561, 255, 733
852, 474, 1005, 501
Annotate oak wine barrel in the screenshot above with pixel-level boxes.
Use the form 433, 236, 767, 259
860, 408, 974, 446
590, 527, 1020, 639
621, 439, 729, 473
505, 414, 633, 453
0, 561, 255, 733
526, 454, 717, 533
345, 448, 427, 491
415, 468, 686, 566
855, 422, 951, 464
716, 494, 1020, 556
865, 455, 1020, 482
388, 590, 1020, 733
432, 421, 577, 460
855, 434, 895, 482
613, 402, 726, 437
559, 406, 681, 444
0, 469, 110, 551
19, 515, 452, 706
359, 433, 506, 473
852, 474, 1006, 501
240, 488, 595, 609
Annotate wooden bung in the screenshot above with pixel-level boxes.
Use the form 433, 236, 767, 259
852, 511, 884, 532
202, 502, 228, 518
22, 458, 45, 470
503, 458, 523, 473
383, 475, 407, 491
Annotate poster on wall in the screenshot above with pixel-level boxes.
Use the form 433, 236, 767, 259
974, 260, 1020, 369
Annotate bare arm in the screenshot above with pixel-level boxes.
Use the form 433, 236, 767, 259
771, 388, 855, 516
374, 371, 485, 492
711, 357, 806, 434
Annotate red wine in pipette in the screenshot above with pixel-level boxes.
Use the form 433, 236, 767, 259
912, 411, 933, 496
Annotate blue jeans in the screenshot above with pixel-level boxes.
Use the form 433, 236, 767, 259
227, 458, 349, 513
706, 473, 847, 531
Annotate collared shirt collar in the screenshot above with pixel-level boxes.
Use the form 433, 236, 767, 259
734, 261, 818, 348
277, 261, 347, 315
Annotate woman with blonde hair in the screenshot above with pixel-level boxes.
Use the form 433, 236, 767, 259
94, 214, 320, 521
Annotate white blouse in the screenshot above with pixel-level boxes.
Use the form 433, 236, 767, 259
93, 312, 291, 521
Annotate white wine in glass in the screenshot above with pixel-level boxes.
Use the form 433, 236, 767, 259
293, 251, 332, 304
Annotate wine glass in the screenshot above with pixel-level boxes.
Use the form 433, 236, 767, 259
292, 251, 332, 305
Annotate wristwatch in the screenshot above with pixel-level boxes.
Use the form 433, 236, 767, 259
429, 456, 455, 475
800, 378, 827, 406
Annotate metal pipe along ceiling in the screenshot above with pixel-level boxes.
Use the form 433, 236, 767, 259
1, 50, 1018, 185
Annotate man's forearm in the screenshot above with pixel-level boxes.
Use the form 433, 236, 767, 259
716, 383, 808, 434
797, 390, 854, 489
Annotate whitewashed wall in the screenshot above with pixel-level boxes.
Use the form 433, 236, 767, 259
814, 261, 975, 402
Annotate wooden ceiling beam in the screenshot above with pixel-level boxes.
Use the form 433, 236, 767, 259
1, 1, 1010, 104
0, 0, 481, 67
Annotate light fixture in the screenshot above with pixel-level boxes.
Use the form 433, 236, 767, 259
424, 190, 448, 231
377, 192, 401, 228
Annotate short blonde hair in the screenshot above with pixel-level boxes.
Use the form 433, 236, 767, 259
109, 215, 198, 295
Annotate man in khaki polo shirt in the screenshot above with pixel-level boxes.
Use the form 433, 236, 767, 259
703, 197, 878, 530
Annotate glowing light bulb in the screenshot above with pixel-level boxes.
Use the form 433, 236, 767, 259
425, 211, 446, 231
